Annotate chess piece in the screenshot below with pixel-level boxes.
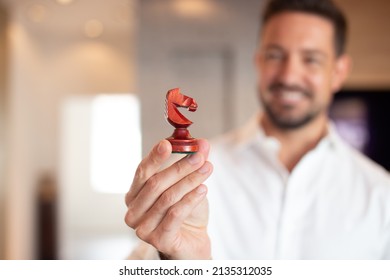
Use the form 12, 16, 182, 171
165, 88, 199, 153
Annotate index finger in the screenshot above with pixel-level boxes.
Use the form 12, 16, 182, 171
196, 138, 211, 160
126, 139, 210, 205
127, 139, 172, 199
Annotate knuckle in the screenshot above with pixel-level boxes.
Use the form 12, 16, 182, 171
183, 192, 198, 205
185, 174, 198, 186
125, 191, 133, 206
160, 221, 172, 234
134, 164, 146, 182
124, 209, 136, 228
148, 235, 162, 250
135, 225, 148, 241
167, 206, 182, 220
159, 191, 176, 207
173, 160, 185, 174
149, 152, 160, 166
124, 192, 130, 206
145, 175, 160, 193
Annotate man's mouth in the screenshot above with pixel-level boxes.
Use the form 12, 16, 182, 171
269, 83, 311, 105
275, 90, 306, 103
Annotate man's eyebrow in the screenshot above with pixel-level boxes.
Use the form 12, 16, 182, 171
263, 44, 284, 51
302, 49, 327, 58
262, 44, 328, 59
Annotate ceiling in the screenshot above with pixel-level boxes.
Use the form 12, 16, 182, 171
0, 0, 136, 35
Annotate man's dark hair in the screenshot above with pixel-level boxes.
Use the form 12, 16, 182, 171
262, 0, 348, 57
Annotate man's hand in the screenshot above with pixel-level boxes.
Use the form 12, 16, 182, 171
125, 139, 213, 259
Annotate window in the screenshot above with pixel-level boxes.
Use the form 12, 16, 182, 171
90, 94, 141, 193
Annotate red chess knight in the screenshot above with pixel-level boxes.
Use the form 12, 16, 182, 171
165, 88, 199, 153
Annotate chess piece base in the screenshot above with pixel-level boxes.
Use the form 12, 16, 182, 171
167, 128, 199, 154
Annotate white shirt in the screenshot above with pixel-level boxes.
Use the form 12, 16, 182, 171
207, 115, 390, 259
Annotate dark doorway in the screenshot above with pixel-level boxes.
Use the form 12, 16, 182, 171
330, 90, 390, 171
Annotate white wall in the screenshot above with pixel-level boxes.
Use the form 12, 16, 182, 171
3, 0, 138, 259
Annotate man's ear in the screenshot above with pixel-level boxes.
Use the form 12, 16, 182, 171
332, 54, 352, 93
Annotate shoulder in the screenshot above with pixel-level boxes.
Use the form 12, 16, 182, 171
335, 138, 390, 187
344, 147, 390, 232
354, 149, 390, 183
210, 130, 240, 155
209, 114, 261, 160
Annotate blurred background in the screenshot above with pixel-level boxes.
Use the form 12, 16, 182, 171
0, 0, 389, 259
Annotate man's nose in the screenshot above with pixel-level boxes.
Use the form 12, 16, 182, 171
277, 56, 302, 85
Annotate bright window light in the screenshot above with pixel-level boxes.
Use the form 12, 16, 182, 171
90, 94, 141, 193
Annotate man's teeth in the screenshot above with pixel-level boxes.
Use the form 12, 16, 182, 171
279, 91, 304, 102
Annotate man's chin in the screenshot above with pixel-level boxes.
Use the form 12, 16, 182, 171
266, 112, 317, 130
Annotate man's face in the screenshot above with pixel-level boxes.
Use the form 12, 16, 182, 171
256, 12, 348, 129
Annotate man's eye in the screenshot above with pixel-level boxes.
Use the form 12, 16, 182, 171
304, 56, 321, 65
265, 52, 283, 60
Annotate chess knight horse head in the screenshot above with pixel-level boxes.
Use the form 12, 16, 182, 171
165, 88, 198, 128
165, 88, 199, 153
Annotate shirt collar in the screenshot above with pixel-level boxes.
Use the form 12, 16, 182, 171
234, 112, 340, 155
234, 113, 280, 155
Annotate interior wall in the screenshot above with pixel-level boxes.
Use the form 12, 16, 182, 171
4, 0, 137, 259
335, 0, 390, 89
0, 3, 7, 260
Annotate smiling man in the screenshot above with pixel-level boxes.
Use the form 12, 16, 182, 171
254, 2, 350, 171
126, 0, 390, 259
259, 13, 345, 129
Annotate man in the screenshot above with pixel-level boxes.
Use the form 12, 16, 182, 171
125, 0, 390, 259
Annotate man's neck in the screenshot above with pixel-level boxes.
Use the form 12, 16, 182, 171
261, 113, 328, 172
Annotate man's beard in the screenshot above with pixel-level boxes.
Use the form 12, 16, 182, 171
261, 82, 321, 130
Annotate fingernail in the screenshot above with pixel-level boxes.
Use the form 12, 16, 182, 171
157, 141, 166, 154
198, 164, 210, 174
187, 153, 202, 165
197, 185, 207, 194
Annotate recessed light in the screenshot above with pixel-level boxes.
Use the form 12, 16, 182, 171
173, 0, 214, 18
56, 0, 74, 5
